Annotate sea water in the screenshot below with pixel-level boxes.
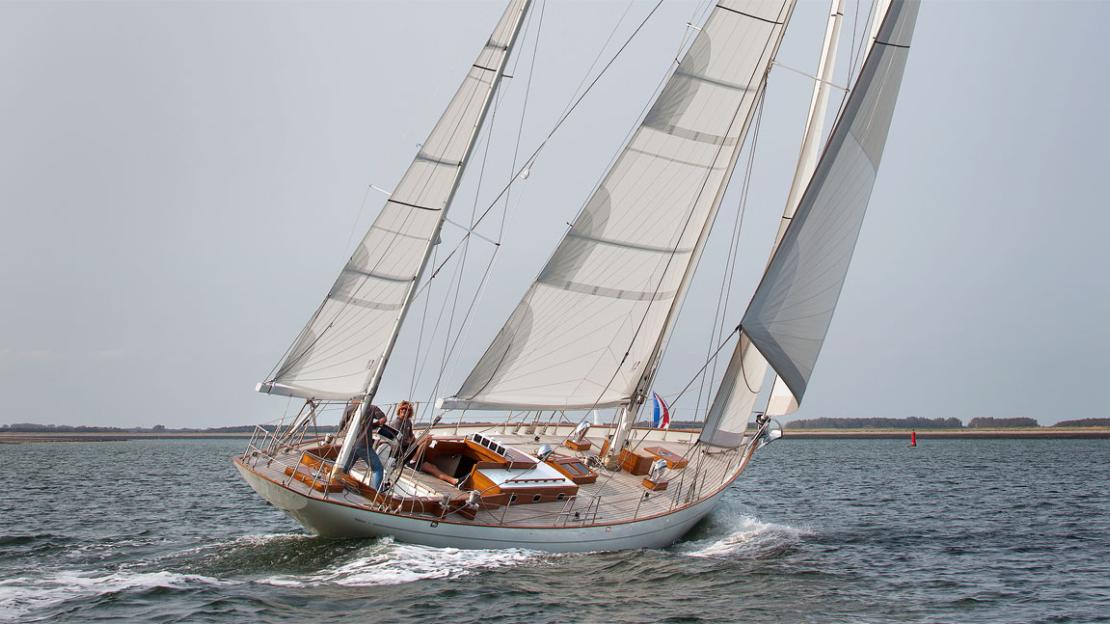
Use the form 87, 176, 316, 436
1, 438, 1107, 623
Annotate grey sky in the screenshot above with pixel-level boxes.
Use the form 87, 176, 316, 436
2, 0, 1106, 428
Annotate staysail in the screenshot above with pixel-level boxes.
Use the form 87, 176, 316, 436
442, 0, 796, 412
700, 0, 919, 447
258, 0, 531, 401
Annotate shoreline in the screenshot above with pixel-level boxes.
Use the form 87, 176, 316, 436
0, 432, 258, 444
3, 427, 1109, 444
783, 428, 1110, 439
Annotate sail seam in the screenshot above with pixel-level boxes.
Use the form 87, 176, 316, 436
646, 122, 739, 145
415, 152, 463, 167
714, 4, 783, 25
874, 40, 910, 49
565, 231, 696, 255
538, 278, 678, 302
674, 68, 754, 92
626, 146, 725, 169
327, 295, 405, 312
389, 198, 442, 212
341, 266, 413, 283
374, 225, 429, 241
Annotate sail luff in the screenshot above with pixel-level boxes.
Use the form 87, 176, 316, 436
329, 0, 532, 476
606, 0, 799, 462
757, 0, 845, 419
442, 0, 797, 413
696, 0, 845, 447
258, 0, 532, 403
358, 2, 533, 404
699, 0, 919, 447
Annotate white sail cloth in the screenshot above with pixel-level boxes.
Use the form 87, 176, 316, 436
700, 0, 919, 447
258, 0, 530, 401
441, 0, 795, 412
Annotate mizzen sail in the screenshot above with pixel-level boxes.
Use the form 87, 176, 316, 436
440, 0, 796, 412
259, 0, 531, 401
700, 0, 919, 447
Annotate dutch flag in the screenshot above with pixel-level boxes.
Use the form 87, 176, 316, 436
651, 392, 670, 429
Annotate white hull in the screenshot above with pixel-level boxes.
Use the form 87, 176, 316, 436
235, 459, 726, 552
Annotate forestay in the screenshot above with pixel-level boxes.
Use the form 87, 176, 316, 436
700, 0, 919, 447
258, 0, 531, 401
441, 0, 795, 412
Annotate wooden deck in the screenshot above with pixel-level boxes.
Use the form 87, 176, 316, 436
243, 424, 751, 529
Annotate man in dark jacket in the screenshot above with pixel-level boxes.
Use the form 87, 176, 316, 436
340, 401, 387, 490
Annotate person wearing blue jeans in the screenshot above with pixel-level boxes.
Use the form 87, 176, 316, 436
340, 402, 387, 490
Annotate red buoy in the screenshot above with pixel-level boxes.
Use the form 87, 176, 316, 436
910, 430, 917, 447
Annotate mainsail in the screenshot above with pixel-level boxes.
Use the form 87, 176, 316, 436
700, 0, 919, 447
258, 0, 531, 401
442, 0, 796, 412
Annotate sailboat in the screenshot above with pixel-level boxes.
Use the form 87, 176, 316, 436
235, 0, 919, 552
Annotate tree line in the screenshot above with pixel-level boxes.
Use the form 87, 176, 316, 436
786, 417, 965, 429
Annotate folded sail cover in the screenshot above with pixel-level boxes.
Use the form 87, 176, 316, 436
443, 0, 794, 411
259, 0, 530, 400
700, 0, 919, 447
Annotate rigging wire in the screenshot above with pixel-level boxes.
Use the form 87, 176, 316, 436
262, 41, 509, 385
440, 10, 686, 406
419, 0, 549, 420
689, 92, 766, 423
415, 0, 668, 292
262, 2, 551, 392
580, 3, 795, 500
274, 0, 660, 398
581, 2, 792, 430
772, 61, 848, 91
407, 242, 440, 398
408, 0, 542, 405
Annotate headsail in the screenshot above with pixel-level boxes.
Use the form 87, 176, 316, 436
442, 0, 796, 412
700, 0, 919, 447
258, 0, 531, 401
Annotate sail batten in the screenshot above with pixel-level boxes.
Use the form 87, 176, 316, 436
700, 0, 919, 447
259, 0, 531, 402
442, 0, 795, 412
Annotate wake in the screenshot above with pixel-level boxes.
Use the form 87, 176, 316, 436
677, 513, 812, 559
260, 537, 540, 587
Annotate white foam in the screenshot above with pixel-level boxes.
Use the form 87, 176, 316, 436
0, 570, 227, 622
680, 514, 811, 559
165, 532, 311, 561
261, 538, 539, 588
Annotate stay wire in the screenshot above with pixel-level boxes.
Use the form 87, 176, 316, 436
416, 0, 667, 294
690, 95, 764, 422
421, 0, 548, 417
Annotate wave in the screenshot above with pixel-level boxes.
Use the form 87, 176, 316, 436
0, 570, 227, 623
0, 534, 57, 547
678, 514, 811, 559
260, 537, 540, 587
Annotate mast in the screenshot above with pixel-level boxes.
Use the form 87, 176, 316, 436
604, 1, 801, 466
442, 0, 797, 416
609, 0, 843, 461
307, 0, 532, 476
612, 0, 834, 461
779, 0, 844, 248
